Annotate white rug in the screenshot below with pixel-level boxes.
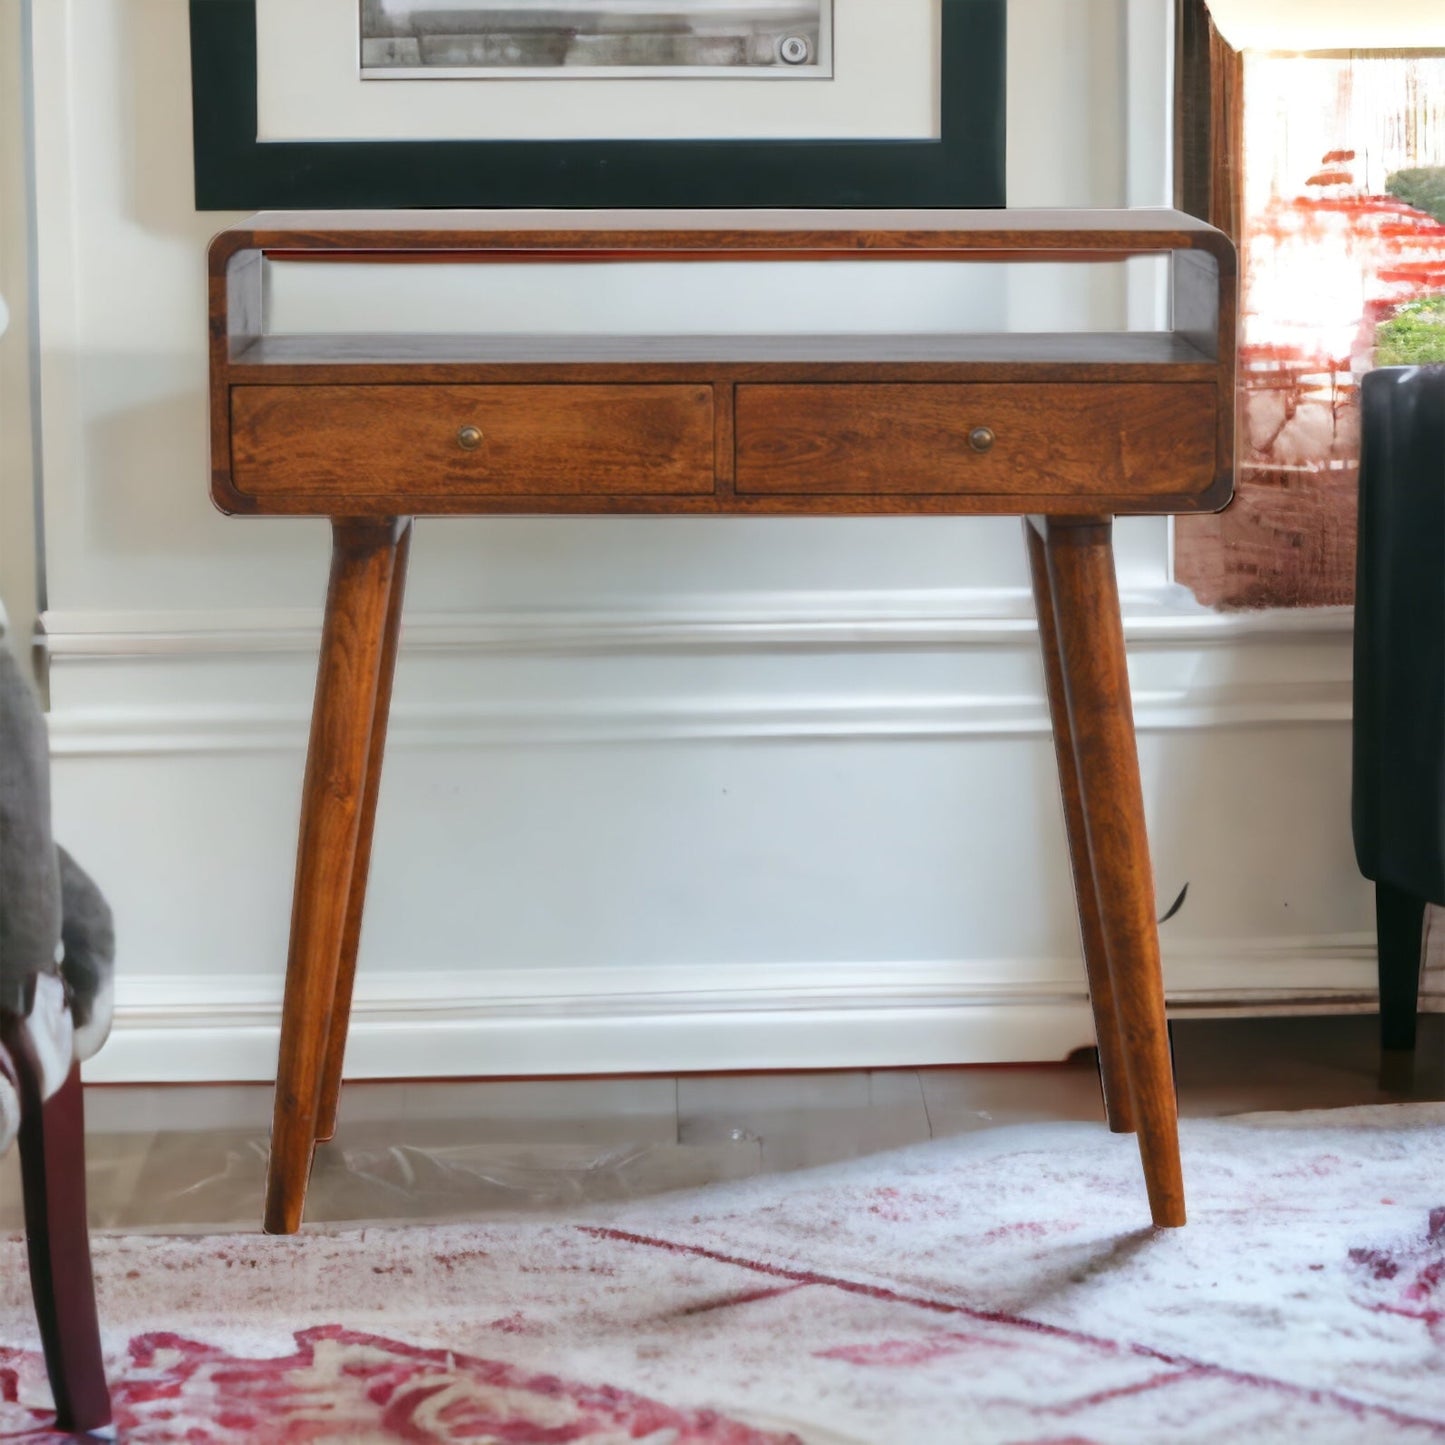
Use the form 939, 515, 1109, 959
3, 1102, 1444, 1442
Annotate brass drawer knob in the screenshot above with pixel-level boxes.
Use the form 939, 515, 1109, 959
968, 426, 996, 453
457, 424, 484, 451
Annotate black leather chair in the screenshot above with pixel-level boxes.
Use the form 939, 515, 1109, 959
1352, 365, 1445, 1071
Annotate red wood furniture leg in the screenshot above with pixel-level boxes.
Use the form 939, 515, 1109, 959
2, 1018, 112, 1436
1043, 516, 1185, 1227
314, 519, 412, 1145
264, 517, 410, 1235
1024, 518, 1136, 1135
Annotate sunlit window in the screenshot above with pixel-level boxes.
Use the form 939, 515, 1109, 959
1235, 51, 1445, 603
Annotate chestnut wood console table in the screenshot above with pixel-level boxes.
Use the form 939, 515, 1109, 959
207, 210, 1237, 1235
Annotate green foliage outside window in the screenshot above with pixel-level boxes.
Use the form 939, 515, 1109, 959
1386, 166, 1445, 226
1375, 296, 1445, 367
1378, 167, 1445, 364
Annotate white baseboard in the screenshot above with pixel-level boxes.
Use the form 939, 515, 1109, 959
86, 936, 1426, 1084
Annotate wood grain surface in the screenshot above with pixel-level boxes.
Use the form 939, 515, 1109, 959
208, 209, 1237, 522
207, 210, 1236, 1232
231, 384, 715, 502
265, 518, 409, 1236
1023, 519, 1137, 1137
1044, 518, 1185, 1228
314, 521, 413, 1146
206, 207, 1237, 264
735, 383, 1217, 497
228, 331, 1218, 375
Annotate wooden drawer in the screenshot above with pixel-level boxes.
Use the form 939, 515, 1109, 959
230, 384, 715, 503
734, 383, 1218, 498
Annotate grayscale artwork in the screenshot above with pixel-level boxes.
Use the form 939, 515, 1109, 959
360, 1, 833, 78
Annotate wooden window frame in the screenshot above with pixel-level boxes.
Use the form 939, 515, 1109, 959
1173, 0, 1243, 604
1174, 0, 1244, 244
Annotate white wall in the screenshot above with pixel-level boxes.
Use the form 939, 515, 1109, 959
11, 0, 1418, 1084
0, 0, 39, 649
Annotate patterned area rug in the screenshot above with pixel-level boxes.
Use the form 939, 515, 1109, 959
2, 1103, 1444, 1443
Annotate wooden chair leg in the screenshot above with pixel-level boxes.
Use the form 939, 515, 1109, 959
1, 1020, 111, 1437
265, 517, 408, 1235
1044, 516, 1185, 1228
1376, 879, 1426, 1074
314, 519, 412, 1145
1024, 518, 1136, 1135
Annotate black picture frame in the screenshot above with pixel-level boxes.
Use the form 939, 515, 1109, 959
189, 0, 1006, 210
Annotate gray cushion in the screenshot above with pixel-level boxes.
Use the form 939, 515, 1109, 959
59, 846, 115, 1058
0, 643, 114, 1152
0, 646, 62, 1014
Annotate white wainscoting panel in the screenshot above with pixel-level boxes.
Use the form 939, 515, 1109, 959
19, 0, 1417, 1086
40, 596, 1420, 1083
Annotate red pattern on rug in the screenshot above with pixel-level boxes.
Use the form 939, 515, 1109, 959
581, 1222, 1445, 1438
4, 1105, 1445, 1442
0, 1326, 800, 1443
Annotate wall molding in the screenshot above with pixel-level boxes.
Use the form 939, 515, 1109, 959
43, 681, 1353, 756
40, 594, 1355, 753
47, 593, 1374, 1084
39, 593, 1356, 659
86, 935, 1433, 1084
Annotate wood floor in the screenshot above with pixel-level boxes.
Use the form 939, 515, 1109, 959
1, 1014, 1438, 1235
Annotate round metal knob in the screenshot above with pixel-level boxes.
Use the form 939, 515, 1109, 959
968, 426, 996, 454
779, 35, 810, 64
457, 425, 484, 451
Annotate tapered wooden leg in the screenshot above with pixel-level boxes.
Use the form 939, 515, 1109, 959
1044, 516, 1185, 1228
1, 1019, 111, 1437
314, 519, 412, 1145
1376, 880, 1426, 1090
1025, 520, 1137, 1134
265, 517, 408, 1235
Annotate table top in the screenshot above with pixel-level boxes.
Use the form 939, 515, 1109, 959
209, 208, 1235, 265
207, 208, 1238, 521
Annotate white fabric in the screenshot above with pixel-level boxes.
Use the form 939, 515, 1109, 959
71, 974, 114, 1064
25, 973, 74, 1102
1207, 0, 1445, 50
0, 977, 74, 1156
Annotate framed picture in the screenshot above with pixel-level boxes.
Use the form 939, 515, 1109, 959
189, 0, 1006, 209
358, 0, 837, 79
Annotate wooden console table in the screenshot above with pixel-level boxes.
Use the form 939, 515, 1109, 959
207, 210, 1237, 1235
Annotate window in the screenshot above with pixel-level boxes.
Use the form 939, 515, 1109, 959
1175, 39, 1445, 607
